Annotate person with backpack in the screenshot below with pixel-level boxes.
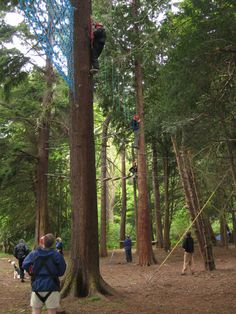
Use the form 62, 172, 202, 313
90, 19, 106, 73
181, 231, 194, 275
23, 233, 66, 314
13, 239, 30, 282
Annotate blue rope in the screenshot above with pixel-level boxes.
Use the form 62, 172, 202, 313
19, 0, 74, 90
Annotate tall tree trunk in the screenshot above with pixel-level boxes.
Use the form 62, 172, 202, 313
205, 215, 216, 246
220, 118, 236, 192
100, 114, 111, 257
120, 146, 127, 248
61, 0, 113, 297
152, 144, 163, 248
132, 0, 156, 266
219, 194, 228, 247
131, 147, 138, 251
163, 153, 171, 251
232, 209, 236, 247
35, 57, 54, 244
172, 137, 215, 271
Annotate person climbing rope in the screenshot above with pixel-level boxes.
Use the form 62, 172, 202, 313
131, 114, 140, 149
90, 19, 106, 73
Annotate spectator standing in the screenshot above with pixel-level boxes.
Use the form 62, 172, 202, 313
23, 233, 66, 314
124, 235, 132, 263
181, 231, 194, 275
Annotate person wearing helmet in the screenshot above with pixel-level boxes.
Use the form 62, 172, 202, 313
90, 19, 106, 72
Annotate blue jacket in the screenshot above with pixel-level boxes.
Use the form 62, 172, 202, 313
22, 247, 66, 292
124, 238, 132, 250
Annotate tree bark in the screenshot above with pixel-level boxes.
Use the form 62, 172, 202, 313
163, 153, 171, 251
132, 0, 156, 266
172, 136, 215, 271
61, 0, 114, 297
35, 57, 54, 244
152, 144, 163, 248
120, 145, 127, 248
100, 114, 111, 257
132, 147, 138, 251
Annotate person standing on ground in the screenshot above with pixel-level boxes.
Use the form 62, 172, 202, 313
181, 231, 194, 275
124, 235, 132, 263
13, 239, 30, 282
23, 233, 66, 314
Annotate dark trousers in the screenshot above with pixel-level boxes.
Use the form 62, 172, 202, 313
18, 257, 25, 279
91, 40, 105, 69
125, 248, 132, 262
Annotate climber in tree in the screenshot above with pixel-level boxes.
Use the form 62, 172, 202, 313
90, 19, 106, 72
129, 160, 138, 178
131, 114, 141, 149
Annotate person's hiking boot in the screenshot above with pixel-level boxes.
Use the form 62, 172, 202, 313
90, 60, 99, 74
181, 272, 186, 276
90, 68, 99, 74
21, 278, 25, 282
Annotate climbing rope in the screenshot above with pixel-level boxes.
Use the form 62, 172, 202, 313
146, 168, 230, 284
19, 0, 74, 89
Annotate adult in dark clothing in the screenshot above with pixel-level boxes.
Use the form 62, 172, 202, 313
56, 237, 63, 255
129, 161, 138, 178
124, 235, 132, 263
13, 239, 30, 282
131, 114, 140, 149
23, 233, 66, 314
181, 231, 194, 275
90, 21, 106, 72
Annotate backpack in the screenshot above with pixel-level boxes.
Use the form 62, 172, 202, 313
16, 243, 28, 259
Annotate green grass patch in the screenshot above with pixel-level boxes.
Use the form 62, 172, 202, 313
0, 252, 11, 258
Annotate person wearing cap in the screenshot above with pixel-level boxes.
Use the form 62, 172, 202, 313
90, 19, 106, 72
124, 235, 132, 263
23, 233, 66, 314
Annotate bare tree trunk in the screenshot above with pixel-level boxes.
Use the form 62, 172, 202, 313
120, 146, 127, 248
163, 153, 171, 251
100, 114, 111, 257
219, 201, 228, 248
205, 216, 216, 246
35, 57, 54, 244
220, 118, 236, 192
132, 0, 156, 266
232, 210, 236, 247
61, 0, 114, 297
172, 137, 215, 271
152, 144, 163, 248
131, 147, 138, 251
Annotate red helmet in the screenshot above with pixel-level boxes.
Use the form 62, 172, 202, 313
95, 22, 103, 28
